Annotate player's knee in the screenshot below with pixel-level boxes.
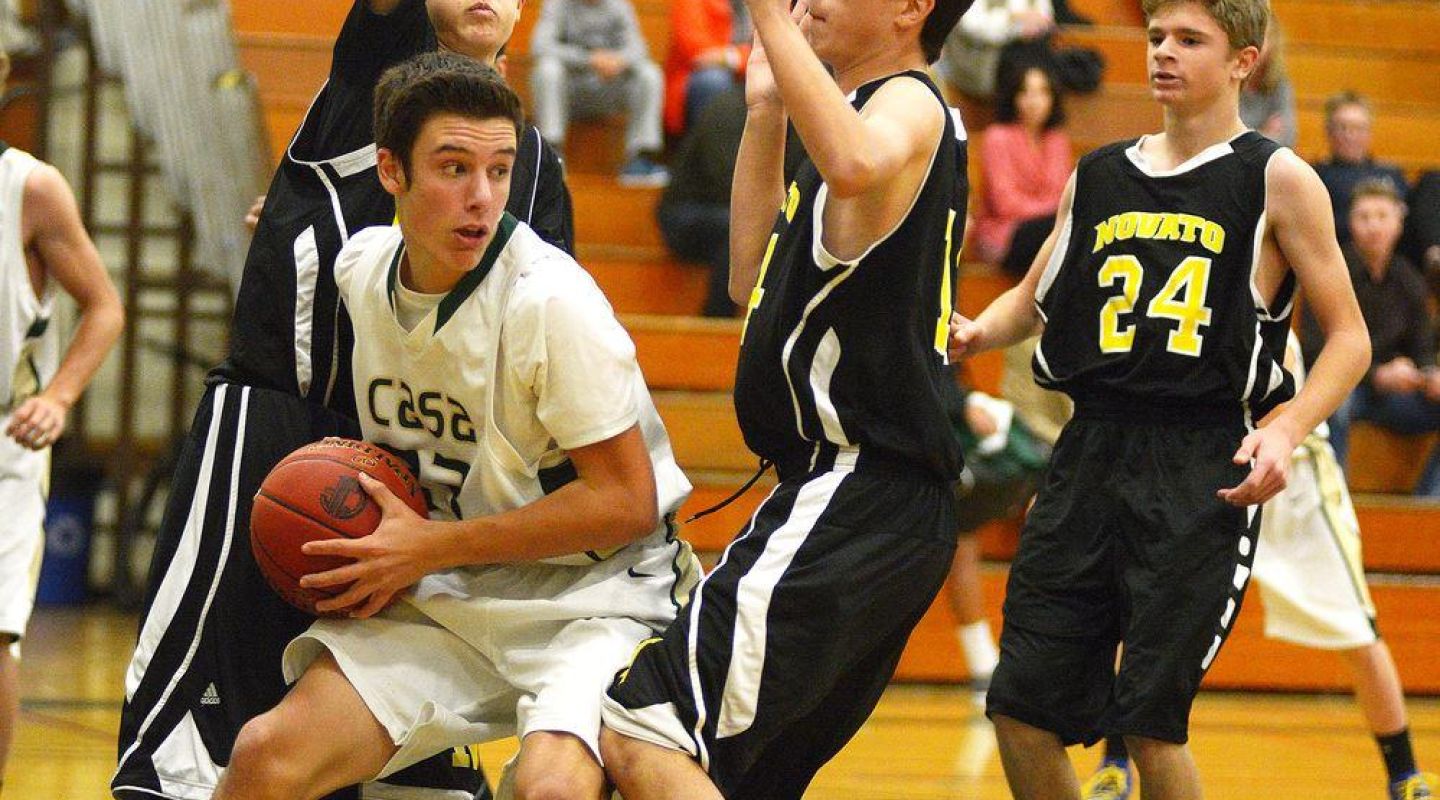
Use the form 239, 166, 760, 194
514, 772, 588, 800
228, 714, 307, 792
599, 726, 639, 781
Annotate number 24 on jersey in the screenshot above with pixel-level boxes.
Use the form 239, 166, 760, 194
1097, 255, 1214, 357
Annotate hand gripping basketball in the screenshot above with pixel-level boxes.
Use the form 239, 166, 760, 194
250, 438, 428, 616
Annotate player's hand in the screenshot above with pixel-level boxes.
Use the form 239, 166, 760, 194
948, 312, 986, 361
243, 195, 265, 233
1014, 10, 1056, 39
743, 0, 807, 110
299, 472, 438, 618
1425, 368, 1440, 402
1216, 426, 1293, 507
5, 394, 68, 451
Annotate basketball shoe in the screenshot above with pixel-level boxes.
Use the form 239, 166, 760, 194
1081, 761, 1132, 800
1391, 772, 1438, 800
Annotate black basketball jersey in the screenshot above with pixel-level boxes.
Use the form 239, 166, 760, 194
1033, 131, 1295, 426
211, 0, 573, 417
733, 71, 968, 481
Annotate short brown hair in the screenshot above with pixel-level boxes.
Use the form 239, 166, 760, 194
922, 0, 976, 64
1324, 90, 1371, 128
1141, 0, 1269, 51
1350, 177, 1404, 211
373, 51, 525, 176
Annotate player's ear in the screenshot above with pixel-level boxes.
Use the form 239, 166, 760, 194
1232, 44, 1260, 84
377, 147, 408, 195
898, 0, 935, 32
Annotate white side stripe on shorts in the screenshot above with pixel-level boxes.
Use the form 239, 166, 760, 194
716, 471, 847, 739
117, 386, 249, 774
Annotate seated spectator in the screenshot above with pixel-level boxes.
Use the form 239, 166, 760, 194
655, 87, 744, 317
1402, 170, 1440, 298
1314, 91, 1407, 243
529, 0, 668, 186
970, 63, 1071, 273
936, 0, 1056, 100
1302, 180, 1440, 497
1240, 21, 1295, 147
664, 0, 750, 138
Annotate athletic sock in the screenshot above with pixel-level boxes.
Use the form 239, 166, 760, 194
1104, 735, 1130, 764
956, 621, 999, 680
1378, 728, 1418, 783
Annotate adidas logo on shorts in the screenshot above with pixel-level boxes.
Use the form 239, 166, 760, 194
201, 683, 221, 706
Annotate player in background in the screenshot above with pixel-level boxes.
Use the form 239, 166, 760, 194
212, 53, 698, 800
948, 0, 1371, 796
597, 0, 974, 796
1079, 333, 1436, 800
0, 49, 124, 787
114, 2, 570, 798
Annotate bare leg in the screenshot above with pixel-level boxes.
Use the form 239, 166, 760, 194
0, 641, 18, 781
1126, 736, 1202, 800
214, 652, 397, 800
993, 713, 1080, 800
513, 730, 607, 800
1342, 641, 1408, 735
600, 726, 722, 800
947, 536, 999, 686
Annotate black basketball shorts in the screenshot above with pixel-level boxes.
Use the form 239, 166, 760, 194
985, 416, 1260, 745
112, 382, 486, 800
603, 456, 958, 799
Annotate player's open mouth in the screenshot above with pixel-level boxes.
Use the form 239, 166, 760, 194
1151, 71, 1180, 85
456, 225, 489, 245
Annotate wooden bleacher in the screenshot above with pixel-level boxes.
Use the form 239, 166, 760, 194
231, 0, 1440, 694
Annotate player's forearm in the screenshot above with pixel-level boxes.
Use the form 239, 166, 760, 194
432, 475, 659, 567
749, 4, 879, 197
1270, 326, 1369, 446
729, 106, 788, 304
43, 290, 123, 409
972, 286, 1043, 354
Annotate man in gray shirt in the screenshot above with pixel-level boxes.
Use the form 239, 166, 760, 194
529, 0, 668, 186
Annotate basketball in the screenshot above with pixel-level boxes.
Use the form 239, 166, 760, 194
250, 437, 427, 616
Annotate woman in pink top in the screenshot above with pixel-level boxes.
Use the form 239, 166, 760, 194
972, 63, 1072, 271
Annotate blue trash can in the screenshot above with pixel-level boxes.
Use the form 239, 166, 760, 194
37, 480, 100, 606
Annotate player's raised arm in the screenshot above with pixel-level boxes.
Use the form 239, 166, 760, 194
6, 164, 122, 450
745, 0, 942, 200
1265, 150, 1370, 445
950, 171, 1075, 361
728, 14, 798, 304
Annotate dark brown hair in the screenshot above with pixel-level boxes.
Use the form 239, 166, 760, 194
374, 51, 524, 176
922, 0, 976, 64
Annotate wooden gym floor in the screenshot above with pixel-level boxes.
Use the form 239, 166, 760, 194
12, 606, 1439, 799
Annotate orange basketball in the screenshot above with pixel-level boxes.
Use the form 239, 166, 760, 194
250, 437, 427, 616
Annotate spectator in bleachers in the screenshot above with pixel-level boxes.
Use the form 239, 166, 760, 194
663, 0, 750, 138
1403, 171, 1440, 299
1303, 179, 1440, 497
1315, 91, 1408, 244
971, 62, 1071, 274
936, 0, 1056, 100
1240, 21, 1295, 147
655, 87, 744, 317
529, 0, 669, 186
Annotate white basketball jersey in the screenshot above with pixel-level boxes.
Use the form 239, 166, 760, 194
335, 216, 691, 565
0, 145, 59, 415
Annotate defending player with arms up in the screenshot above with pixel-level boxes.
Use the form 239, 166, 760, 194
949, 0, 1371, 797
598, 0, 974, 797
0, 50, 124, 787
213, 53, 699, 800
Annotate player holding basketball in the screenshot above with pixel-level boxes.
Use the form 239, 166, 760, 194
0, 50, 123, 786
212, 53, 699, 800
113, 2, 570, 799
1078, 333, 1436, 800
949, 0, 1371, 797
596, 0, 973, 796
